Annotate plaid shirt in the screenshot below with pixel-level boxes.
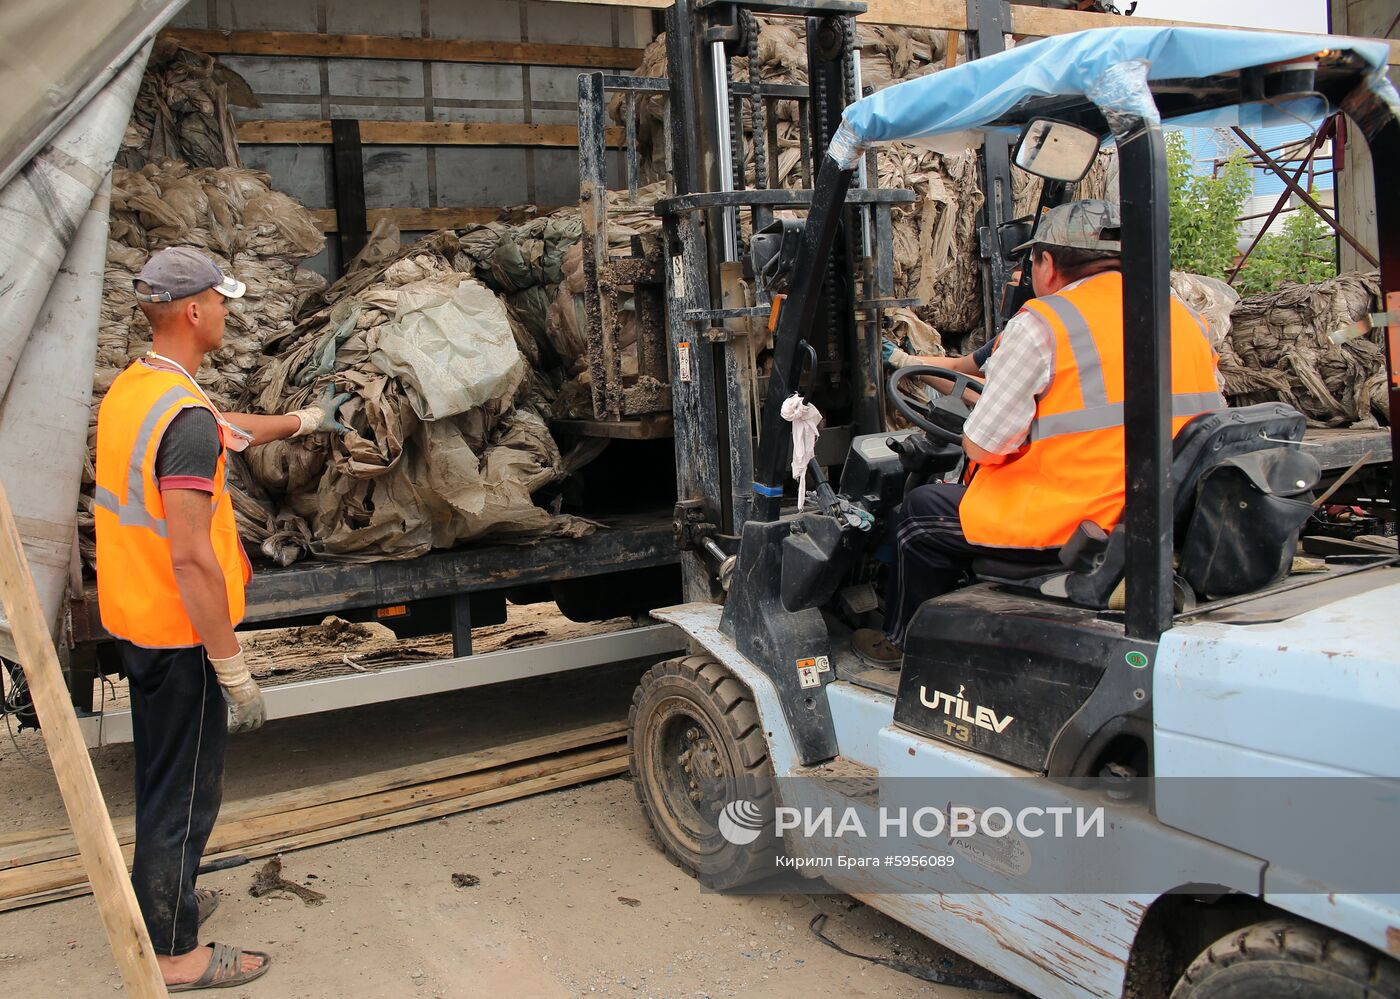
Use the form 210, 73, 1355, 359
963, 306, 1055, 455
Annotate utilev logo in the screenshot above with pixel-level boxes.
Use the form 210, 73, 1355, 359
718, 800, 765, 845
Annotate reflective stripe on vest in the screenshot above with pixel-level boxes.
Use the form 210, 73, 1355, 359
91, 385, 190, 538
959, 272, 1223, 550
95, 363, 249, 647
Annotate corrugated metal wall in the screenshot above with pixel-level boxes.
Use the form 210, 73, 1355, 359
167, 0, 655, 276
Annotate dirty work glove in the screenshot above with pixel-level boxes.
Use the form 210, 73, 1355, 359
209, 648, 267, 734
289, 390, 353, 437
881, 338, 914, 369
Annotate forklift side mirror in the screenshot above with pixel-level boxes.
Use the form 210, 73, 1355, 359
1012, 118, 1099, 183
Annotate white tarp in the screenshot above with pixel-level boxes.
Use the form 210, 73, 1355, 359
0, 0, 186, 192
0, 4, 175, 655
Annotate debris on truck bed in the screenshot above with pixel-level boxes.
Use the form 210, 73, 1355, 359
1223, 271, 1388, 427
244, 222, 595, 564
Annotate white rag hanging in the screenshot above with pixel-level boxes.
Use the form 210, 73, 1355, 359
781, 393, 822, 508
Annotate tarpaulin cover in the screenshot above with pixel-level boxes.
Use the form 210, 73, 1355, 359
829, 27, 1396, 166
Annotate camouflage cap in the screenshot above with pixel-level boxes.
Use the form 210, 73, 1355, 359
1012, 199, 1121, 255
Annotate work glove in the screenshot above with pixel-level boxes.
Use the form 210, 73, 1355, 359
881, 338, 914, 369
209, 648, 267, 734
289, 389, 353, 437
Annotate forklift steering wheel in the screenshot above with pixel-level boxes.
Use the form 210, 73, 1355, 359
888, 365, 985, 446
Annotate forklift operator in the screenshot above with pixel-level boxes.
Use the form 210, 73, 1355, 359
854, 199, 1223, 669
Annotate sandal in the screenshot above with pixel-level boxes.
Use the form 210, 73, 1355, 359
168, 942, 272, 992
195, 888, 220, 928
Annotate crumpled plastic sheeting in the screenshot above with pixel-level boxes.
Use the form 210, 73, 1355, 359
95, 163, 326, 410
371, 278, 527, 421
1170, 271, 1239, 347
1222, 271, 1388, 428
245, 226, 592, 565
781, 393, 822, 509
443, 186, 666, 419
117, 38, 259, 171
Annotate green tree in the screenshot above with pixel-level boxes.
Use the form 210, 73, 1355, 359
1166, 130, 1254, 279
1234, 199, 1337, 295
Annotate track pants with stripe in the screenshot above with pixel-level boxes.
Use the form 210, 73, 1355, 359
883, 483, 1049, 645
117, 641, 226, 957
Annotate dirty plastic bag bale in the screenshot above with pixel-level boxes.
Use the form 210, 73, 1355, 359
370, 277, 527, 421
247, 223, 594, 565
1223, 271, 1385, 427
309, 407, 583, 562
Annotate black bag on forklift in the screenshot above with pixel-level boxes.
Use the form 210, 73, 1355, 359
1179, 448, 1321, 598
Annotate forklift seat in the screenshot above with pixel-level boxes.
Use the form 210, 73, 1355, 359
969, 403, 1319, 607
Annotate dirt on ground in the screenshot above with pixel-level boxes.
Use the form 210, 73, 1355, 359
0, 612, 1004, 999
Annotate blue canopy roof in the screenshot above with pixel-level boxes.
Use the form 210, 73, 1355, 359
829, 26, 1396, 168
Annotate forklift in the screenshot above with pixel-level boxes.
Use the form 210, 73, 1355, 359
583, 3, 1400, 997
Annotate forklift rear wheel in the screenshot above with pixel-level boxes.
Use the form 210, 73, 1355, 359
629, 655, 779, 890
1172, 918, 1400, 999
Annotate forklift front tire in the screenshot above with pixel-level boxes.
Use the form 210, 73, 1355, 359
629, 655, 780, 890
1171, 918, 1400, 999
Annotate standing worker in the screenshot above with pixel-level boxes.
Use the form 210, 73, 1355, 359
93, 247, 350, 991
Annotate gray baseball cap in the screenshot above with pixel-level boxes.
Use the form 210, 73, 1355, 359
1012, 199, 1122, 255
133, 246, 245, 303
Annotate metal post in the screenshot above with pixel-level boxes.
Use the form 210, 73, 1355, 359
1340, 82, 1400, 555
710, 40, 739, 261
1118, 120, 1175, 640
665, 2, 724, 598
967, 0, 1014, 337
451, 592, 472, 657
330, 119, 367, 273
752, 156, 856, 521
1230, 123, 1378, 270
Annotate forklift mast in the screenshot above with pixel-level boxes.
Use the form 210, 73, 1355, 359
577, 0, 917, 601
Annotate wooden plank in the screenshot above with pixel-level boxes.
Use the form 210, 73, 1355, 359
533, 0, 1400, 64
1304, 428, 1393, 472
161, 28, 644, 69
551, 415, 676, 440
2, 721, 626, 871
310, 206, 564, 233
225, 756, 628, 858
236, 120, 624, 148
0, 482, 166, 996
0, 753, 629, 912
0, 743, 627, 901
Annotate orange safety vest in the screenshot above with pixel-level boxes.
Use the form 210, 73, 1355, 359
94, 362, 251, 648
961, 271, 1223, 550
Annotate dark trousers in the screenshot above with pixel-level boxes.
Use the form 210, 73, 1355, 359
883, 482, 1048, 645
117, 641, 226, 957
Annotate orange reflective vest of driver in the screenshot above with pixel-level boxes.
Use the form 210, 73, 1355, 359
94, 362, 250, 648
960, 271, 1223, 550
